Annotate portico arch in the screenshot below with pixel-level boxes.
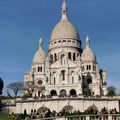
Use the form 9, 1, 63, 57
37, 107, 49, 118
60, 89, 67, 96
87, 105, 98, 113
62, 105, 75, 112
50, 90, 57, 96
70, 89, 76, 96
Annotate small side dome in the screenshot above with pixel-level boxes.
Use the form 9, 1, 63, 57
81, 36, 96, 62
33, 38, 46, 64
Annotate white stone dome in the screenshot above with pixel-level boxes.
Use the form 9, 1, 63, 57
49, 0, 82, 52
81, 36, 96, 62
81, 47, 96, 62
33, 39, 46, 64
50, 19, 80, 41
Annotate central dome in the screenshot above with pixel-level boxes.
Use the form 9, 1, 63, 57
49, 0, 82, 52
50, 19, 80, 41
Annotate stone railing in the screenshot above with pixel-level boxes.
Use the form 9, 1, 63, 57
16, 95, 83, 102
15, 95, 120, 103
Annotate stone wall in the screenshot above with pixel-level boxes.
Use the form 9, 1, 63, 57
15, 97, 120, 114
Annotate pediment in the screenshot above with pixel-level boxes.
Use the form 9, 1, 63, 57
68, 60, 77, 68
50, 59, 77, 68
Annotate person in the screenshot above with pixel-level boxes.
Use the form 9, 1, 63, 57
25, 115, 31, 120
111, 108, 117, 120
96, 116, 99, 120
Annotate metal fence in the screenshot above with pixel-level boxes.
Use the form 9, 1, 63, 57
33, 114, 120, 120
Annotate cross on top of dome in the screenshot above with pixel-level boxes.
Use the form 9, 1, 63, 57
86, 35, 90, 48
62, 0, 68, 20
39, 38, 43, 49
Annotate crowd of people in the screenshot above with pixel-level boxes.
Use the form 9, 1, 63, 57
23, 107, 120, 120
4, 107, 119, 120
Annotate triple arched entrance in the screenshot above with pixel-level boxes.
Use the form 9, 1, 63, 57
59, 89, 77, 96
50, 89, 77, 96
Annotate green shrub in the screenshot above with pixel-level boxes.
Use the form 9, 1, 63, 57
19, 113, 25, 119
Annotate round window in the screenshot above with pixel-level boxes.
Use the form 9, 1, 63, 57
37, 80, 43, 85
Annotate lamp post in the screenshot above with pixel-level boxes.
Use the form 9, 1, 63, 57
7, 100, 10, 115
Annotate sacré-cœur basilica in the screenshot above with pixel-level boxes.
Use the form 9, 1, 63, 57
2, 0, 120, 116
24, 0, 107, 98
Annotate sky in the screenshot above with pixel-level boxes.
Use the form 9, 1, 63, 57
0, 0, 120, 95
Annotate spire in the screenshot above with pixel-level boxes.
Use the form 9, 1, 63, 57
85, 35, 90, 48
39, 38, 43, 49
61, 0, 68, 20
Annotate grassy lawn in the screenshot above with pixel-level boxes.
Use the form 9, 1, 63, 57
0, 114, 24, 120
0, 114, 13, 120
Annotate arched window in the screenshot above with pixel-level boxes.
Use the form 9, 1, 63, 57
73, 53, 76, 61
61, 54, 65, 65
72, 77, 74, 84
87, 65, 89, 70
38, 67, 39, 72
58, 40, 61, 43
50, 55, 53, 63
38, 67, 42, 72
54, 77, 56, 85
61, 70, 65, 81
63, 40, 66, 42
68, 52, 71, 60
89, 65, 91, 70
54, 53, 57, 62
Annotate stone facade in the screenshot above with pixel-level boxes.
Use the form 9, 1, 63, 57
23, 0, 107, 98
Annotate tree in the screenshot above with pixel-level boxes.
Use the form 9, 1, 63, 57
107, 86, 117, 96
6, 88, 11, 97
0, 78, 4, 95
7, 82, 23, 97
23, 81, 35, 97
